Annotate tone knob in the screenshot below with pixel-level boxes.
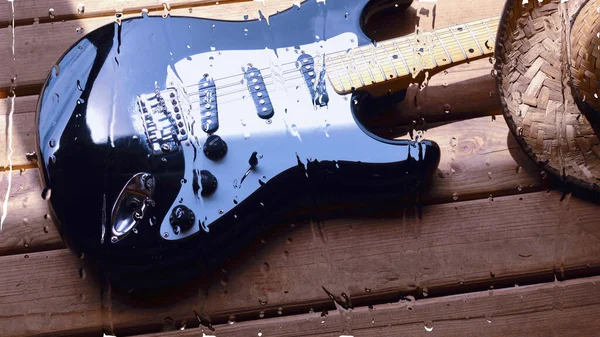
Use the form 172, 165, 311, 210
203, 135, 227, 160
200, 170, 218, 196
169, 205, 195, 232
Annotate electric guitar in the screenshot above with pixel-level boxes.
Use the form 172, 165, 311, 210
36, 0, 499, 287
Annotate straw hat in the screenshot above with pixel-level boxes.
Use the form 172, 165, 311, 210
495, 0, 600, 196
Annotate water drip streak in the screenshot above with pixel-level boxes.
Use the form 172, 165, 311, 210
9, 0, 15, 60
2, 0, 16, 231
0, 93, 15, 231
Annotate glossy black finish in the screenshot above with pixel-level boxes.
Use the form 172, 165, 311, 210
37, 0, 438, 288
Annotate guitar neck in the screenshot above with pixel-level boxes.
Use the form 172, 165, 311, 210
326, 16, 500, 94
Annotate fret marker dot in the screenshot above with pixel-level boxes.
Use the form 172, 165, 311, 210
468, 48, 475, 53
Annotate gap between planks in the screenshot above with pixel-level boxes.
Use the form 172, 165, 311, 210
135, 275, 600, 337
1, 190, 599, 337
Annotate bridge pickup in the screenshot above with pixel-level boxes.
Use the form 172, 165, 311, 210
137, 87, 188, 156
297, 54, 328, 107
244, 66, 274, 119
198, 75, 219, 134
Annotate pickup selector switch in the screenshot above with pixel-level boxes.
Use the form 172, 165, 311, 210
203, 134, 227, 160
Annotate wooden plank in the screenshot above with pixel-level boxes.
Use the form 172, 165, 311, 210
137, 275, 600, 337
0, 115, 549, 257
0, 95, 39, 168
0, 0, 228, 25
2, 190, 596, 337
0, 169, 62, 256
0, 0, 504, 92
0, 249, 102, 337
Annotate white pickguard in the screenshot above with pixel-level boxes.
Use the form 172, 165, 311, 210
155, 32, 417, 240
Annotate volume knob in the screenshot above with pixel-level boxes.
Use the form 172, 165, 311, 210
203, 135, 227, 160
169, 205, 195, 232
200, 170, 218, 196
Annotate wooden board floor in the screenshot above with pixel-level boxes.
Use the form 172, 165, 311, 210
1, 0, 599, 336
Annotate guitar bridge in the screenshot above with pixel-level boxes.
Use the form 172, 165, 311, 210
137, 86, 189, 156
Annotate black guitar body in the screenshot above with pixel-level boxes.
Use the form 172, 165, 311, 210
36, 0, 440, 289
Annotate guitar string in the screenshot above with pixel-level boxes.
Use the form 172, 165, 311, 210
140, 20, 498, 115
176, 18, 498, 94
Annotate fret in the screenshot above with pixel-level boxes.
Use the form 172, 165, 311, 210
357, 47, 378, 83
392, 40, 411, 74
332, 60, 346, 92
324, 15, 501, 94
367, 45, 388, 81
482, 20, 495, 43
406, 36, 437, 69
434, 31, 453, 63
448, 27, 468, 59
464, 23, 483, 54
380, 41, 399, 78
339, 53, 364, 87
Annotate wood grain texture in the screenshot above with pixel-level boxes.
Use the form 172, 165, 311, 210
0, 0, 505, 92
0, 0, 230, 25
0, 169, 62, 256
0, 95, 39, 168
0, 249, 103, 337
137, 275, 600, 337
1, 190, 597, 337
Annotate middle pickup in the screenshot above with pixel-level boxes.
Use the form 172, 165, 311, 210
244, 65, 275, 120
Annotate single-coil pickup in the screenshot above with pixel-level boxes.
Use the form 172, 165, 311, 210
198, 74, 219, 134
297, 54, 329, 107
244, 66, 274, 119
137, 87, 187, 156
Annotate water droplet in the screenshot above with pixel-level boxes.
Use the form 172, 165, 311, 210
77, 3, 85, 15
49, 8, 55, 19
76, 98, 85, 105
517, 185, 523, 192
486, 314, 492, 323
450, 137, 458, 147
258, 331, 263, 337
488, 195, 494, 202
444, 104, 451, 113
43, 226, 49, 233
259, 298, 268, 306
277, 307, 283, 315
49, 139, 56, 148
452, 192, 459, 201
424, 321, 434, 332
259, 311, 265, 318
540, 171, 547, 180
53, 93, 60, 104
261, 262, 270, 272
218, 209, 224, 214
365, 287, 371, 292
41, 187, 52, 200
422, 288, 428, 297
228, 316, 236, 325
487, 171, 493, 180
76, 27, 83, 34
